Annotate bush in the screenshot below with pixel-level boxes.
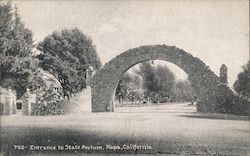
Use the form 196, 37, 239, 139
215, 84, 250, 116
33, 88, 71, 115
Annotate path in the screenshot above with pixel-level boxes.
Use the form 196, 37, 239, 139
1, 103, 249, 155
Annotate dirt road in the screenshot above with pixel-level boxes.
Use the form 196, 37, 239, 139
1, 103, 249, 155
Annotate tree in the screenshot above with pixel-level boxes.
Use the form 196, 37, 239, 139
37, 28, 102, 98
128, 91, 140, 104
0, 2, 37, 97
173, 80, 194, 102
233, 61, 250, 98
135, 61, 176, 103
155, 65, 176, 98
135, 62, 158, 92
115, 73, 141, 103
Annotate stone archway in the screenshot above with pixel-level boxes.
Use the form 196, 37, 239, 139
91, 45, 223, 112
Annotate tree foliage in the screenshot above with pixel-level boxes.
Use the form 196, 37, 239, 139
155, 64, 176, 98
0, 2, 37, 97
115, 73, 141, 103
136, 62, 158, 92
233, 61, 250, 98
37, 28, 102, 98
173, 80, 194, 102
135, 61, 176, 103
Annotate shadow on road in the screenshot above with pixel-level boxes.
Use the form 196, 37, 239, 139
178, 113, 250, 121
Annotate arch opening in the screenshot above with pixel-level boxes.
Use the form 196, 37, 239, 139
113, 60, 196, 112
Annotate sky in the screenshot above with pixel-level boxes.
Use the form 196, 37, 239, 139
11, 0, 249, 87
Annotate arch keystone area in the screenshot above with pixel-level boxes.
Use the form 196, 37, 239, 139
91, 45, 247, 114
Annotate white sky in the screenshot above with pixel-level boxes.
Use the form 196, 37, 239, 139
12, 0, 249, 87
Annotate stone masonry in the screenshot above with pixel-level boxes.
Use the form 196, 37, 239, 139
91, 45, 249, 115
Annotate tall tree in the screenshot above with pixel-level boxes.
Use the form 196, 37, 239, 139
135, 61, 176, 102
155, 65, 175, 98
37, 28, 102, 98
0, 2, 36, 97
136, 62, 158, 92
233, 61, 250, 98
